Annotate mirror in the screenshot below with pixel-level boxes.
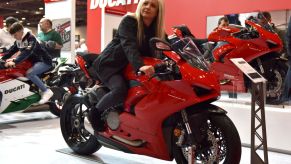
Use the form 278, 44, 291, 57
206, 9, 291, 106
150, 38, 171, 51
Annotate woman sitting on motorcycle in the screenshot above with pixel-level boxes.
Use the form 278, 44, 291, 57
2, 22, 54, 104
89, 0, 166, 131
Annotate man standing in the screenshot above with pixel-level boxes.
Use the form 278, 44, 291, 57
38, 18, 63, 58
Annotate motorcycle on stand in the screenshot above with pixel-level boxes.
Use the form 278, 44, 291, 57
60, 37, 241, 164
173, 17, 288, 104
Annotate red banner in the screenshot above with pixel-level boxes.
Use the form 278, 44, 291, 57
44, 0, 66, 3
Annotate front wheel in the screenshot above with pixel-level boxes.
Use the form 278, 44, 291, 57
172, 114, 241, 164
60, 95, 101, 155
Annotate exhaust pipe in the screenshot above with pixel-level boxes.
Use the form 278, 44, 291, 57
112, 135, 145, 147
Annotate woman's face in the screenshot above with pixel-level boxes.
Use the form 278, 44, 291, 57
141, 0, 159, 21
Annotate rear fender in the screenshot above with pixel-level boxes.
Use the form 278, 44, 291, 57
64, 94, 91, 108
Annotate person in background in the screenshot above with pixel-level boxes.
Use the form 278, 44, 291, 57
0, 17, 31, 51
2, 22, 54, 104
259, 11, 287, 59
38, 18, 63, 58
225, 14, 241, 25
88, 0, 166, 132
217, 16, 230, 29
75, 38, 88, 53
211, 16, 230, 84
280, 16, 291, 104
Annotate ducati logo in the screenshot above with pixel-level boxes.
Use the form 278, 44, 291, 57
4, 84, 25, 94
90, 0, 139, 9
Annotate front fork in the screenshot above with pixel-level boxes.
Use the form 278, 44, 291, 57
256, 58, 264, 74
181, 109, 196, 164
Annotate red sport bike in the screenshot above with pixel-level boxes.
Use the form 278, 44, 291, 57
173, 18, 287, 103
60, 37, 241, 163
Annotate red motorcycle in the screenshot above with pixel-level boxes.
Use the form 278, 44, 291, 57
60, 37, 241, 163
173, 18, 287, 103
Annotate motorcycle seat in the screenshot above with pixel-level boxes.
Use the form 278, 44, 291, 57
78, 52, 99, 68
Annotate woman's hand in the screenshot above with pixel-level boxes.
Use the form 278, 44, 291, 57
5, 61, 16, 68
139, 65, 155, 76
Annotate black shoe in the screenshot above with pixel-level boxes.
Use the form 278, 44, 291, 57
88, 107, 106, 132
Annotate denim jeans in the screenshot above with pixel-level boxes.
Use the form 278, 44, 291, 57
26, 62, 51, 92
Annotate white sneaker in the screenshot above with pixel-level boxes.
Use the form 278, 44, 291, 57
39, 89, 54, 104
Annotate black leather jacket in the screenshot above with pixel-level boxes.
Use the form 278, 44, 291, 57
2, 32, 52, 65
93, 15, 157, 82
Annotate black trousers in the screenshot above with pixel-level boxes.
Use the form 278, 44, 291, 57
95, 73, 128, 112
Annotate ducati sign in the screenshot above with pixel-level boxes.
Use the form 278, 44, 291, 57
90, 0, 140, 9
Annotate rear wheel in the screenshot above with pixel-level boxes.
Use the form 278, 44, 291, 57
261, 60, 287, 103
173, 114, 241, 164
60, 95, 101, 155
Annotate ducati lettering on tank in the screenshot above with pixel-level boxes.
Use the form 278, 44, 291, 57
0, 79, 33, 112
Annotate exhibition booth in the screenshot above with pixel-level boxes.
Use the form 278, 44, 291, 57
85, 0, 291, 154
2, 0, 291, 163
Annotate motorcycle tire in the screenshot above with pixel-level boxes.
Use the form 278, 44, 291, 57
263, 60, 288, 103
48, 87, 70, 117
60, 95, 102, 155
172, 114, 241, 164
48, 102, 61, 117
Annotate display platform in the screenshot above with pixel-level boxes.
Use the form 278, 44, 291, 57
57, 147, 174, 164
1, 110, 291, 163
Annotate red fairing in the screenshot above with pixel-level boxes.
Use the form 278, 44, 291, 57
208, 26, 241, 42
72, 52, 220, 159
75, 55, 91, 78
97, 57, 220, 160
208, 19, 283, 93
0, 59, 32, 82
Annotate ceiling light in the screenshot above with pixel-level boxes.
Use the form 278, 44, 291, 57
16, 11, 19, 14
39, 7, 43, 10
6, 2, 9, 5
22, 18, 26, 20
35, 11, 41, 14
27, 23, 30, 25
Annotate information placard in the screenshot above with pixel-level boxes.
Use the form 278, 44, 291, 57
230, 58, 266, 83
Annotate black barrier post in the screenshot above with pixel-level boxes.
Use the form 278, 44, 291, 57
231, 58, 268, 164
250, 82, 268, 164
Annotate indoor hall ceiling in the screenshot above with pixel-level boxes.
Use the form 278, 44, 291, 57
0, 0, 87, 27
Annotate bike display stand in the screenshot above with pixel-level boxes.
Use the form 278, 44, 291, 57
231, 58, 269, 164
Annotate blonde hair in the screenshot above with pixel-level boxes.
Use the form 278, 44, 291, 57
128, 0, 165, 47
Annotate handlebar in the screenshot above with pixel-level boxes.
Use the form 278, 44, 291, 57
137, 62, 173, 81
